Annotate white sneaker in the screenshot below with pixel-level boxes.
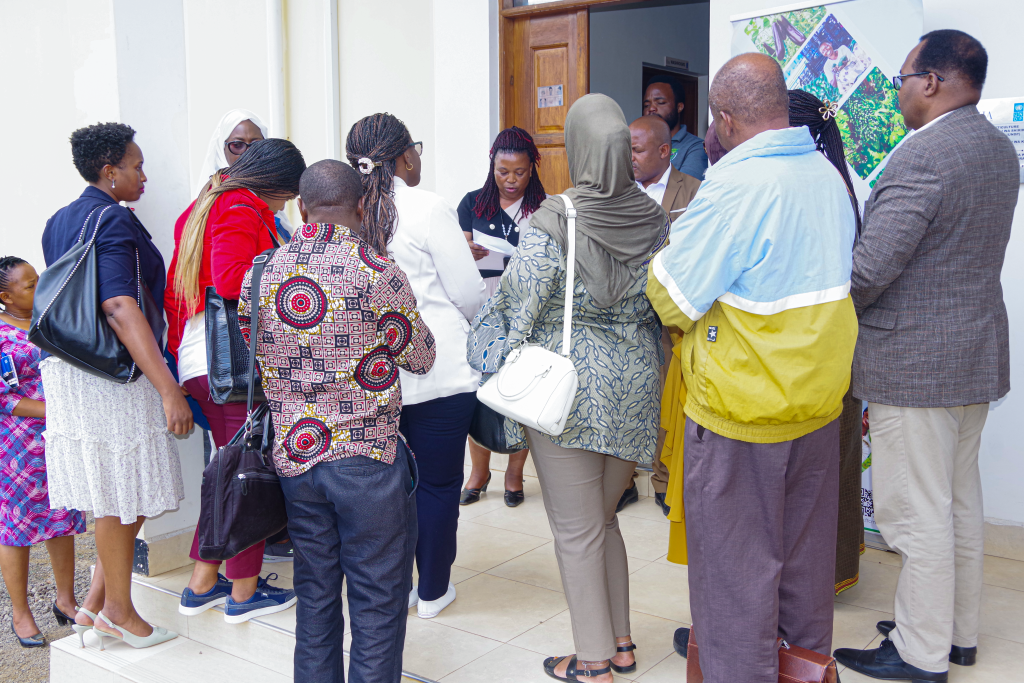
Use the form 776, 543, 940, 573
408, 586, 419, 609
417, 582, 456, 619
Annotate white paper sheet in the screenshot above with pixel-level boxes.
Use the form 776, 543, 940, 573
472, 230, 515, 255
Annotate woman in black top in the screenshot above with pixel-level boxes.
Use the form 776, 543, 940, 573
457, 127, 546, 508
40, 123, 190, 649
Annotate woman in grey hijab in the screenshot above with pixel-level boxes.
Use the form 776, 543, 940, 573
467, 94, 667, 682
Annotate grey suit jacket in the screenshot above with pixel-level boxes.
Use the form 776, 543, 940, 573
851, 105, 1018, 407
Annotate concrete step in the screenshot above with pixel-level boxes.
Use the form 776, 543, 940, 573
50, 571, 434, 682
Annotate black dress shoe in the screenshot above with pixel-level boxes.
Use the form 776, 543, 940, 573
504, 489, 525, 507
52, 602, 76, 626
654, 491, 670, 516
834, 638, 947, 682
673, 627, 690, 658
459, 472, 491, 506
615, 482, 639, 513
11, 618, 44, 648
876, 620, 977, 666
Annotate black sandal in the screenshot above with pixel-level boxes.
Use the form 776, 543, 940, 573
459, 472, 491, 505
543, 655, 612, 681
610, 642, 637, 674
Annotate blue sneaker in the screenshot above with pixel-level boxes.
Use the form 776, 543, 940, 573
179, 573, 232, 616
223, 573, 297, 624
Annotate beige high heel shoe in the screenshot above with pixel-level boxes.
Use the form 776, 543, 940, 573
94, 612, 178, 650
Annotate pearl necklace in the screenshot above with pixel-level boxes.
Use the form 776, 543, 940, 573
490, 205, 523, 240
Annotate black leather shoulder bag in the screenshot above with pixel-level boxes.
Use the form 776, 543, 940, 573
197, 250, 288, 561
31, 205, 166, 383
205, 203, 279, 404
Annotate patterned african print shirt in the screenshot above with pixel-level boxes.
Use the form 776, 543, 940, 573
239, 222, 435, 477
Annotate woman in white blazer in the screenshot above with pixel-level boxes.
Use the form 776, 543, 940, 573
346, 114, 487, 619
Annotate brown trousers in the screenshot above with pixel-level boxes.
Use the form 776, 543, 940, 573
684, 418, 840, 683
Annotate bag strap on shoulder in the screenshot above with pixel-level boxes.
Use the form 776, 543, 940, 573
231, 203, 281, 248
245, 249, 276, 419
556, 194, 576, 357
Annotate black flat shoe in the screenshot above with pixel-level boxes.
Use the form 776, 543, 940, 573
459, 472, 491, 506
504, 489, 525, 507
615, 482, 639, 513
876, 620, 977, 666
834, 638, 947, 682
673, 627, 690, 658
52, 602, 77, 626
11, 618, 44, 648
654, 491, 670, 516
610, 643, 637, 674
543, 655, 611, 681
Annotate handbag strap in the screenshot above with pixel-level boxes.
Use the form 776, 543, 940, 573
556, 194, 576, 357
244, 250, 275, 420
231, 203, 282, 247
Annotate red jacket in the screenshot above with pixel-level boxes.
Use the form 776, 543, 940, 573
164, 188, 280, 358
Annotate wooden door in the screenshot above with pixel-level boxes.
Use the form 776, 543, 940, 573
502, 8, 589, 194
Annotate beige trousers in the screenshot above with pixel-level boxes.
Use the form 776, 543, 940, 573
525, 428, 637, 662
869, 402, 988, 673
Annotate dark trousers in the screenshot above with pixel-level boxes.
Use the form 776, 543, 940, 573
281, 441, 418, 683
685, 417, 840, 683
399, 391, 476, 602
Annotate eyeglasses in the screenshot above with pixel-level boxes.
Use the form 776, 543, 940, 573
226, 139, 255, 156
892, 72, 944, 91
406, 141, 423, 156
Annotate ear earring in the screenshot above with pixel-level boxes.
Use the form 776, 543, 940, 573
405, 162, 414, 171
111, 179, 116, 190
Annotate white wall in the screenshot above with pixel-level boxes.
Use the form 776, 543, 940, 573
590, 1, 711, 125
1, 0, 120, 273
710, 0, 1024, 529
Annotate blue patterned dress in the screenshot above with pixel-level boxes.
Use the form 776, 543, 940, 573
0, 321, 85, 546
467, 226, 663, 461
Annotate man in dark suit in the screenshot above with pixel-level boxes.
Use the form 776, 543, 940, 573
834, 30, 1018, 683
614, 114, 701, 515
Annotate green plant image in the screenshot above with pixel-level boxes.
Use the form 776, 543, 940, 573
801, 73, 841, 106
744, 6, 827, 66
835, 67, 908, 179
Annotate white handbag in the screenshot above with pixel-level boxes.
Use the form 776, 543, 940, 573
477, 194, 580, 436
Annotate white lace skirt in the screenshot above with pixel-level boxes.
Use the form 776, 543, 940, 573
40, 358, 185, 524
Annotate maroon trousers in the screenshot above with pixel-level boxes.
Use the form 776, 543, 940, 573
684, 417, 840, 683
184, 375, 265, 579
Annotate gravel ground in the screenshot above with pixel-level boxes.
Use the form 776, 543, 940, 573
0, 514, 96, 682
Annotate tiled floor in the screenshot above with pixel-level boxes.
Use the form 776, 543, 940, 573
141, 456, 1024, 682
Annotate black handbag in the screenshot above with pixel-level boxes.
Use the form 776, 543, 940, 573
30, 205, 166, 383
197, 250, 288, 562
205, 203, 279, 404
469, 400, 520, 454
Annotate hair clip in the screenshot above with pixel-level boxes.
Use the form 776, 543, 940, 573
819, 100, 839, 121
357, 157, 380, 175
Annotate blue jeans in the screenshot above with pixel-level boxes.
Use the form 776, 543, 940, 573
280, 441, 418, 683
399, 391, 477, 601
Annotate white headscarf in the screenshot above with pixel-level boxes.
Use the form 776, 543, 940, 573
194, 109, 270, 196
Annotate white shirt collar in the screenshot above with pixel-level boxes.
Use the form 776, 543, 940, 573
637, 164, 672, 192
913, 109, 956, 134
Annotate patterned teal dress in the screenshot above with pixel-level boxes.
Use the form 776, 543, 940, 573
468, 226, 662, 461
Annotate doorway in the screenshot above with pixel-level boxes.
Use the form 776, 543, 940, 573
500, 0, 710, 194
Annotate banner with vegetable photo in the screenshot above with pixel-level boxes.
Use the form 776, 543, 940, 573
731, 0, 922, 204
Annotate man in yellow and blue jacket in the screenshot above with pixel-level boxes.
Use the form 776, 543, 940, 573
647, 53, 858, 683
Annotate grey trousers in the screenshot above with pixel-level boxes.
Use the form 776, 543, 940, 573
869, 403, 988, 673
525, 428, 638, 662
685, 418, 840, 683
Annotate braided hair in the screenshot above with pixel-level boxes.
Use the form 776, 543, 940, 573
0, 256, 28, 310
788, 89, 861, 233
344, 113, 411, 255
175, 138, 306, 313
473, 126, 546, 220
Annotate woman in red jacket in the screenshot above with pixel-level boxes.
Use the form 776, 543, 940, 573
164, 139, 305, 624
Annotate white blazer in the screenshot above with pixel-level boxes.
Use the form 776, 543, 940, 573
390, 177, 487, 405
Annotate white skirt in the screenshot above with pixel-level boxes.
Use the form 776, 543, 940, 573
40, 358, 185, 524
484, 276, 501, 299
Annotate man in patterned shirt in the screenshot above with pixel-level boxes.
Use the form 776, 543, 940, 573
239, 159, 435, 683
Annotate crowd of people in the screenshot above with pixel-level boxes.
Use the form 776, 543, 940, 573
0, 28, 1016, 683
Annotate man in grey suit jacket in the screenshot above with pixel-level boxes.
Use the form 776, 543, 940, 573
834, 30, 1018, 683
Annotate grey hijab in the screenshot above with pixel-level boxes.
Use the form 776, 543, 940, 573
531, 94, 667, 308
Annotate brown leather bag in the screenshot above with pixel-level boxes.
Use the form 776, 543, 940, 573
686, 627, 839, 683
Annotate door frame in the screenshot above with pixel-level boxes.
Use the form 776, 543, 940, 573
498, 0, 653, 130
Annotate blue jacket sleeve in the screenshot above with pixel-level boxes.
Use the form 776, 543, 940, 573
94, 207, 141, 304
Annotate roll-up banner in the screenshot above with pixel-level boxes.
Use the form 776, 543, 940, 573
731, 0, 923, 542
731, 0, 923, 208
